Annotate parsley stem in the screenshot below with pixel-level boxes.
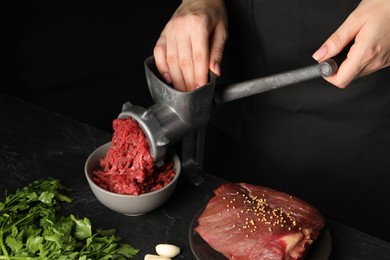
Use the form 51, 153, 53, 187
0, 256, 36, 260
0, 230, 10, 260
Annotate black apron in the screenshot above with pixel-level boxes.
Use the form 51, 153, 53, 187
205, 0, 390, 241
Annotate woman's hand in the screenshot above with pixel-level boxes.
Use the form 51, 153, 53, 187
312, 0, 390, 88
153, 0, 228, 92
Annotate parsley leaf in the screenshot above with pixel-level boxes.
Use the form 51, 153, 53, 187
0, 178, 139, 259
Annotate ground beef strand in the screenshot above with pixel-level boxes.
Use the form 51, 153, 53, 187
92, 118, 175, 195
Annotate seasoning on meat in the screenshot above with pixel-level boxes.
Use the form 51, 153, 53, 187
92, 117, 175, 195
195, 183, 325, 260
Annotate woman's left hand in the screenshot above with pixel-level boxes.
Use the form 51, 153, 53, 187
312, 0, 390, 88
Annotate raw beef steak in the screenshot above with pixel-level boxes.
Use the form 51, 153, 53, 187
195, 183, 325, 260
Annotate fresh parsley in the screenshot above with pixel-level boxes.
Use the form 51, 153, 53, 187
0, 178, 139, 259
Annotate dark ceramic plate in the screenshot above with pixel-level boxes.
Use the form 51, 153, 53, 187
189, 207, 331, 260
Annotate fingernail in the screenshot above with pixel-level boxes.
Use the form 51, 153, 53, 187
163, 73, 172, 84
312, 46, 328, 61
195, 81, 207, 89
213, 63, 221, 76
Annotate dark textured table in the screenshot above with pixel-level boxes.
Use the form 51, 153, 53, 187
1, 92, 389, 260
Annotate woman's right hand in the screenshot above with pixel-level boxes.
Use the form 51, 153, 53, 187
153, 0, 228, 92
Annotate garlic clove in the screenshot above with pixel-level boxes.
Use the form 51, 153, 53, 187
155, 244, 181, 258
144, 254, 171, 260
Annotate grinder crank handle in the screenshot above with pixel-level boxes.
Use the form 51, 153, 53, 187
215, 50, 348, 105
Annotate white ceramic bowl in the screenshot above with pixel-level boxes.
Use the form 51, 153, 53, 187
85, 142, 181, 216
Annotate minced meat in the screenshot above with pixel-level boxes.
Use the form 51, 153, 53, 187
92, 117, 175, 195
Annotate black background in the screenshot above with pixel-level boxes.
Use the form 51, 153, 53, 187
5, 1, 180, 132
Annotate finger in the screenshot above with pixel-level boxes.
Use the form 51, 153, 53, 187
324, 43, 364, 88
209, 22, 227, 76
176, 31, 196, 91
154, 33, 172, 84
191, 27, 209, 89
313, 15, 360, 62
165, 28, 187, 91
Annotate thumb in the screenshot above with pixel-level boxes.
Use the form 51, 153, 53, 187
312, 16, 359, 61
209, 22, 227, 76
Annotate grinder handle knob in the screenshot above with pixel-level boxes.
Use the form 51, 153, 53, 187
317, 41, 352, 78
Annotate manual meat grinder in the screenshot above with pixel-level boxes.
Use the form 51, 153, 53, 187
118, 56, 340, 185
